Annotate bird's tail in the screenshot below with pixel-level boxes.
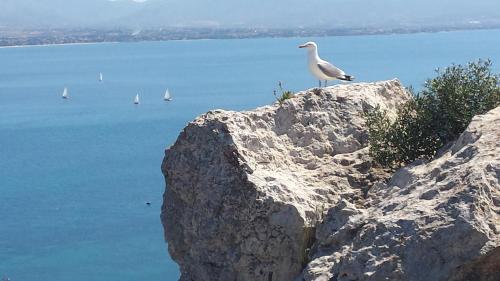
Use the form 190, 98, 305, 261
338, 75, 354, 81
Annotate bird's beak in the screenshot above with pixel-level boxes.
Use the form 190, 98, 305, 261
298, 44, 307, 48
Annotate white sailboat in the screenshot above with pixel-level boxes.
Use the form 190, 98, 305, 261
163, 89, 172, 101
62, 87, 69, 99
134, 94, 140, 104
99, 72, 103, 82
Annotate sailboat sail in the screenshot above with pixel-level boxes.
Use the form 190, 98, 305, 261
134, 94, 140, 104
62, 87, 68, 99
99, 73, 103, 82
164, 89, 172, 101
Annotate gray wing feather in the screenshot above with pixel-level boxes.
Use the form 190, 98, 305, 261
317, 61, 345, 78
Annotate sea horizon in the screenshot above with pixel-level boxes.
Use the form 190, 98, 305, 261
1, 26, 500, 49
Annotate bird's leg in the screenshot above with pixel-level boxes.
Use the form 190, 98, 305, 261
324, 80, 328, 87
318, 80, 321, 88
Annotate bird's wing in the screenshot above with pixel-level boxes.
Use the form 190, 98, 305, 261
317, 61, 345, 79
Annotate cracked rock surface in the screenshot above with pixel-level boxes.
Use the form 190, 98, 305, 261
300, 106, 500, 281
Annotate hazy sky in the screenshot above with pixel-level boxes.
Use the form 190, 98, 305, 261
1, 0, 499, 29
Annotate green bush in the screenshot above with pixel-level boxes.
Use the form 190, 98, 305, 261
366, 60, 500, 169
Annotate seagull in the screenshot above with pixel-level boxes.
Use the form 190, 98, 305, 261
299, 41, 354, 88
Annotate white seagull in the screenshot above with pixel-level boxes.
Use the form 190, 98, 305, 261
299, 41, 354, 88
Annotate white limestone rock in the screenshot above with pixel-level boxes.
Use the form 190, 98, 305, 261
161, 80, 410, 281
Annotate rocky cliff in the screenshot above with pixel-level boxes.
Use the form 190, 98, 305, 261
160, 80, 500, 281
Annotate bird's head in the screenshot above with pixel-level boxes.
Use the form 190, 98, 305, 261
298, 41, 317, 49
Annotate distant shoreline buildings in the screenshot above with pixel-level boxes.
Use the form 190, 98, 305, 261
1, 24, 500, 48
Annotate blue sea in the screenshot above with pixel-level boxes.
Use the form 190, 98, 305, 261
1, 29, 499, 281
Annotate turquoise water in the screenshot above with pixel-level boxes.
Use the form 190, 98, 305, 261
0, 29, 499, 281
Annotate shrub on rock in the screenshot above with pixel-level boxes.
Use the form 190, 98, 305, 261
366, 59, 500, 168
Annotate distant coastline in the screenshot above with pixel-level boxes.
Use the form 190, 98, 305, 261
1, 25, 500, 48
0, 42, 114, 49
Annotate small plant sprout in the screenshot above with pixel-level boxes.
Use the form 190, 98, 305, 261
273, 81, 295, 104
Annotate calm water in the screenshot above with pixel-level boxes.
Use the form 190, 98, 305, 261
1, 29, 499, 281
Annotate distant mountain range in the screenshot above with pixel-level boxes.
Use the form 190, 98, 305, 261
1, 0, 500, 29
